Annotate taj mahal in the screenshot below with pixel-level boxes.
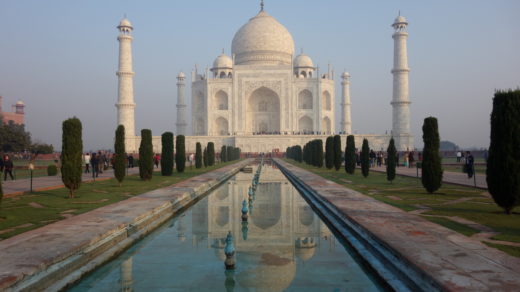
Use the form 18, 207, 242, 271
116, 2, 413, 153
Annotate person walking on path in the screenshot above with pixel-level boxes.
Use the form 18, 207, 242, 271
456, 151, 462, 163
154, 154, 160, 168
3, 155, 14, 181
84, 153, 91, 173
91, 153, 99, 178
408, 151, 415, 168
465, 151, 475, 178
127, 154, 134, 168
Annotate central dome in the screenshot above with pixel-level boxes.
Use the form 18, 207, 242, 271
232, 11, 295, 66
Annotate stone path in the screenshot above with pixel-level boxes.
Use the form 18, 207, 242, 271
0, 160, 251, 291
1, 167, 142, 197
276, 159, 520, 291
371, 165, 488, 189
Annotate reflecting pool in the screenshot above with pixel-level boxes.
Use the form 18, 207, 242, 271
70, 162, 386, 291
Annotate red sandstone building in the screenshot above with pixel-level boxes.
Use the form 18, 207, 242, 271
0, 96, 25, 125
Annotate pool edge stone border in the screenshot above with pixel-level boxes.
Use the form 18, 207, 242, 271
0, 159, 252, 292
275, 158, 520, 292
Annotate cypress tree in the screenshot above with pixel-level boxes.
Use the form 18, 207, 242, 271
175, 135, 186, 173
386, 138, 397, 183
333, 135, 342, 171
296, 145, 303, 163
421, 117, 443, 193
195, 142, 202, 168
487, 89, 520, 214
325, 136, 334, 169
203, 147, 208, 167
361, 139, 370, 178
316, 139, 324, 168
61, 117, 83, 198
207, 142, 215, 166
227, 146, 233, 161
161, 132, 174, 176
0, 174, 3, 210
221, 145, 227, 162
139, 129, 154, 180
345, 135, 356, 174
114, 125, 126, 186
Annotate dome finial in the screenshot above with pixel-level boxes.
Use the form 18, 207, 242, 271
260, 0, 264, 12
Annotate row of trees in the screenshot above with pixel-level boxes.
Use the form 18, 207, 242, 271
220, 145, 241, 162
0, 119, 54, 154
286, 125, 443, 194
60, 120, 228, 197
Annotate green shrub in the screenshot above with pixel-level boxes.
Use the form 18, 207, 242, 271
421, 117, 443, 193
195, 142, 202, 168
47, 164, 58, 176
203, 147, 208, 167
161, 132, 174, 176
345, 135, 356, 174
325, 136, 334, 169
207, 142, 215, 166
487, 89, 520, 214
61, 117, 83, 198
175, 135, 186, 173
114, 125, 126, 186
139, 129, 154, 181
386, 138, 397, 183
221, 145, 227, 162
361, 139, 370, 178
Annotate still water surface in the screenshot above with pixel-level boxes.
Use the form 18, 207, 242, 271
70, 163, 385, 291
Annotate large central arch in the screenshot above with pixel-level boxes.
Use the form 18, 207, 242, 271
246, 87, 280, 134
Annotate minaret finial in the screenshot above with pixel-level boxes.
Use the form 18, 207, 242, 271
398, 10, 401, 16
124, 13, 127, 18
222, 48, 225, 54
260, 0, 264, 12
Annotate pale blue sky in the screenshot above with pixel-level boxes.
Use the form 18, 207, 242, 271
1, 0, 519, 150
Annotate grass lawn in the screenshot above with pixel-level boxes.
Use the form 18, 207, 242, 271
284, 159, 520, 257
0, 161, 239, 240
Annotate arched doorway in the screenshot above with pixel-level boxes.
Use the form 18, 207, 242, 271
215, 117, 229, 135
322, 117, 331, 134
298, 90, 313, 110
246, 87, 280, 134
298, 116, 313, 133
322, 91, 331, 111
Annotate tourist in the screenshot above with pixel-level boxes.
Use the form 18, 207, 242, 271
91, 153, 99, 178
154, 154, 160, 168
456, 151, 462, 163
84, 152, 91, 173
97, 151, 104, 174
408, 151, 415, 168
3, 155, 14, 181
465, 151, 474, 178
404, 151, 409, 168
128, 154, 134, 168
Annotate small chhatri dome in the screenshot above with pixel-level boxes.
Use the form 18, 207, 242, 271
232, 9, 295, 66
118, 18, 133, 29
394, 15, 407, 24
213, 53, 233, 69
294, 53, 314, 68
177, 72, 186, 78
341, 71, 350, 79
16, 100, 24, 105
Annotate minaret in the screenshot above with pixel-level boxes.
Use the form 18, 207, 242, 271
340, 72, 352, 134
116, 18, 136, 146
176, 72, 187, 135
391, 14, 412, 150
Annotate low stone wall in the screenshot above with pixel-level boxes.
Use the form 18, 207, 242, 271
0, 159, 251, 292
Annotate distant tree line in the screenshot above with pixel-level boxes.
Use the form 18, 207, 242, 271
0, 118, 53, 154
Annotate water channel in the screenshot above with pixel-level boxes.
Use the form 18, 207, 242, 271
69, 161, 387, 291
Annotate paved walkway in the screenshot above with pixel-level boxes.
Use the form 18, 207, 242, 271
0, 160, 251, 291
2, 167, 142, 197
276, 159, 520, 291
371, 165, 487, 189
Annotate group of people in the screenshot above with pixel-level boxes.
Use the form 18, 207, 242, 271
352, 150, 419, 168
0, 155, 14, 181
83, 152, 110, 177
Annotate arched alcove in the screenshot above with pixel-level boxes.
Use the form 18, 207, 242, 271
215, 90, 228, 110
246, 87, 280, 134
298, 90, 313, 110
215, 117, 229, 135
322, 117, 331, 134
322, 91, 331, 111
298, 116, 313, 132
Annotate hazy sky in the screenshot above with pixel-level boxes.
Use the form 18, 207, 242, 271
1, 0, 519, 151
